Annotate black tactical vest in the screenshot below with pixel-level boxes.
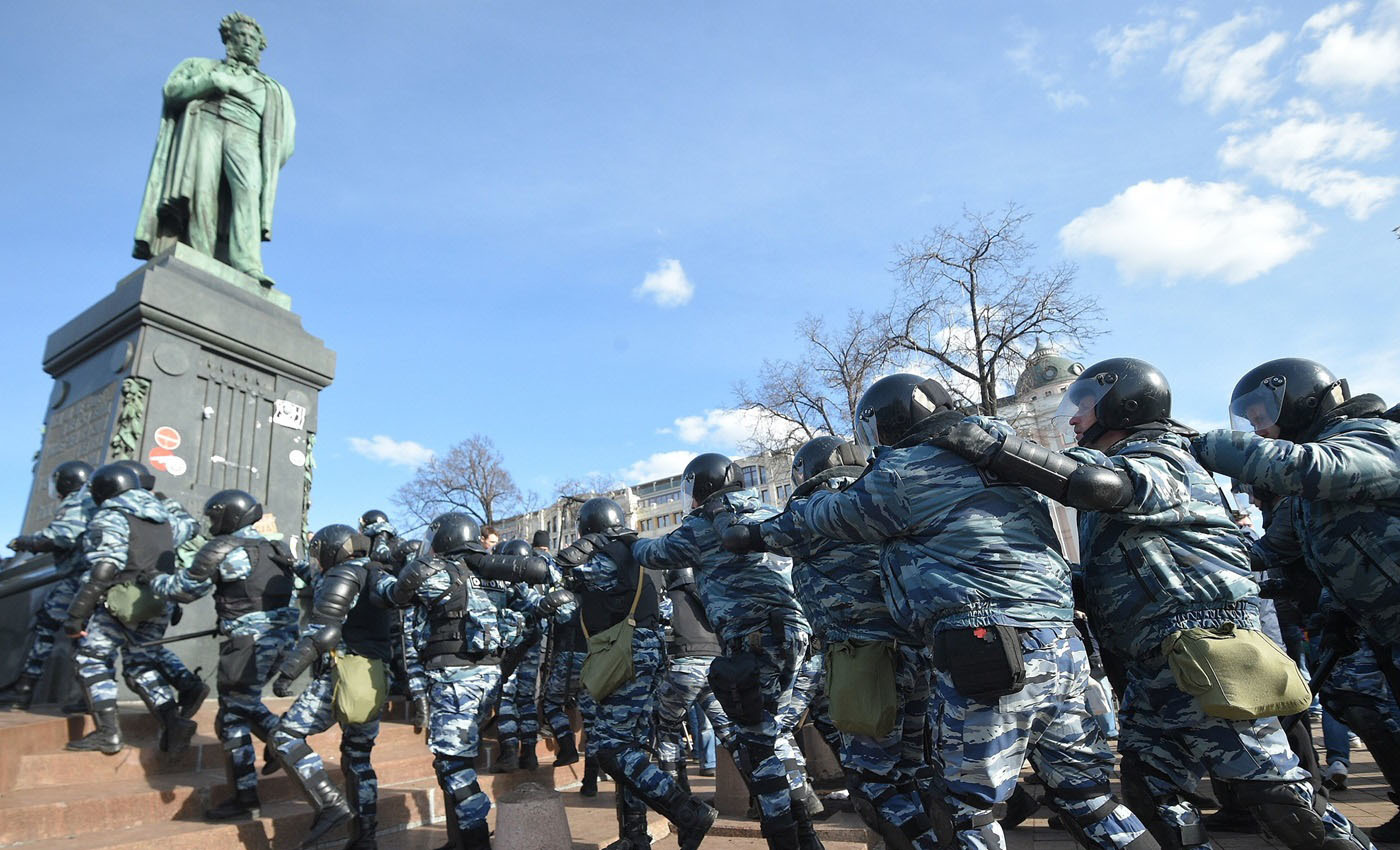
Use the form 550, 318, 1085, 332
551, 607, 587, 654
667, 586, 720, 657
578, 540, 660, 636
216, 538, 296, 622
342, 563, 392, 661
424, 561, 503, 668
122, 515, 175, 583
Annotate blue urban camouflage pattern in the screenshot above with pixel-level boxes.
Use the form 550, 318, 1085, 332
633, 489, 809, 645
74, 607, 177, 710
933, 625, 1151, 850
19, 573, 84, 679
542, 648, 596, 755
654, 654, 738, 763
151, 526, 303, 635
36, 485, 98, 569
428, 664, 502, 830
800, 417, 1076, 642
1196, 417, 1400, 648
1067, 431, 1261, 659
273, 666, 381, 818
495, 637, 543, 746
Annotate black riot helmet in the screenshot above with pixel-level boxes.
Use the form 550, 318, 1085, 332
496, 538, 532, 558
1056, 358, 1172, 447
681, 453, 743, 509
359, 509, 389, 531
90, 463, 142, 505
114, 459, 157, 491
203, 489, 264, 536
51, 460, 94, 499
1229, 358, 1350, 442
578, 497, 626, 536
790, 436, 870, 488
423, 512, 485, 557
309, 524, 362, 570
854, 373, 957, 448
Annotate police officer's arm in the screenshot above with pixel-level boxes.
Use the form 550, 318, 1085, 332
273, 562, 364, 693
162, 499, 200, 548
631, 521, 704, 570
800, 464, 912, 542
380, 555, 440, 607
1195, 424, 1400, 502
934, 417, 1135, 512
1247, 496, 1304, 572
465, 552, 552, 584
62, 514, 130, 633
151, 535, 243, 603
10, 493, 88, 553
717, 508, 815, 560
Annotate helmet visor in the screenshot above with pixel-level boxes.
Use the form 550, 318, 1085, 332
681, 475, 699, 510
1229, 381, 1286, 434
47, 475, 59, 501
1054, 374, 1115, 444
854, 409, 881, 449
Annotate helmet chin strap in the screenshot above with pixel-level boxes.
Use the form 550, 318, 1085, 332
1077, 421, 1109, 448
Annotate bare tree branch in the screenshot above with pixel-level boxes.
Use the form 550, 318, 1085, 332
883, 204, 1102, 415
390, 434, 522, 527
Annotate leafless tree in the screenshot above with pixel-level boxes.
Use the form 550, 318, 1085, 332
733, 310, 893, 451
884, 204, 1101, 416
391, 434, 521, 527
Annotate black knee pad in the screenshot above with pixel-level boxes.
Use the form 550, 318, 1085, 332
1229, 781, 1330, 849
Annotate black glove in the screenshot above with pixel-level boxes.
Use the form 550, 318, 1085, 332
927, 418, 1002, 466
272, 672, 297, 698
9, 535, 55, 553
170, 605, 184, 626
1320, 612, 1359, 658
540, 587, 576, 616
62, 616, 87, 637
720, 523, 766, 554
410, 694, 429, 734
268, 539, 297, 570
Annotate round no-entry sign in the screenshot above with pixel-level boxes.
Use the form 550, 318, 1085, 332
153, 426, 181, 450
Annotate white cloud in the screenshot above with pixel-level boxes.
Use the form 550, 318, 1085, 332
1006, 29, 1089, 111
1220, 99, 1398, 218
671, 407, 777, 447
1167, 15, 1287, 112
618, 450, 693, 484
1095, 20, 1171, 75
1298, 1, 1400, 94
348, 435, 435, 468
1059, 178, 1317, 284
1303, 2, 1363, 35
633, 258, 694, 308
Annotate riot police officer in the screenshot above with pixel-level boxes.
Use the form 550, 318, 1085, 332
799, 373, 1153, 850
360, 509, 397, 566
625, 453, 817, 850
0, 460, 96, 709
931, 359, 1372, 850
723, 436, 940, 850
152, 489, 301, 820
489, 538, 549, 773
379, 513, 572, 850
270, 524, 394, 849
556, 497, 717, 850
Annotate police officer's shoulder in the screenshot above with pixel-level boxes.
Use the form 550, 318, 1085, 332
1320, 414, 1400, 444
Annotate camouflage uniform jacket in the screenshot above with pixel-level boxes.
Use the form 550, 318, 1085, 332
35, 485, 98, 572
81, 488, 175, 579
633, 489, 809, 646
379, 555, 513, 663
1068, 430, 1260, 660
151, 526, 301, 637
362, 519, 397, 563
801, 416, 1075, 637
1197, 412, 1400, 647
748, 495, 915, 645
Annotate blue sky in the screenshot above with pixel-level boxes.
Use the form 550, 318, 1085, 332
2, 1, 1397, 535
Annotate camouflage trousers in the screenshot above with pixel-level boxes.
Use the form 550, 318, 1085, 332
1321, 641, 1400, 794
19, 573, 82, 679
391, 606, 428, 698
1119, 652, 1369, 850
654, 654, 738, 763
428, 664, 502, 831
542, 649, 597, 755
273, 659, 381, 824
722, 623, 810, 824
842, 643, 939, 849
932, 625, 1151, 850
75, 606, 178, 713
495, 635, 543, 745
592, 629, 691, 817
218, 624, 297, 792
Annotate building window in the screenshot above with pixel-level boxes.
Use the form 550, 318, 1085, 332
776, 483, 791, 502
672, 512, 681, 524
760, 489, 770, 503
742, 465, 762, 488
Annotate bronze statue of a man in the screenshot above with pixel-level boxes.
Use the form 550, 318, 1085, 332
134, 13, 294, 287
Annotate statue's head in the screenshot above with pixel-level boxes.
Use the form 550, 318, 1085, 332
220, 12, 267, 66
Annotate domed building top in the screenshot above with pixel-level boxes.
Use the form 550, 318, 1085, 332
1016, 338, 1084, 394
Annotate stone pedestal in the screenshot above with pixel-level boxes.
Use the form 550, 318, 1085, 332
1, 245, 335, 702
493, 782, 573, 850
714, 744, 751, 818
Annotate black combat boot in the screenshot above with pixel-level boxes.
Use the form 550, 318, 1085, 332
175, 675, 210, 719
999, 783, 1041, 830
66, 705, 123, 754
581, 755, 600, 797
603, 786, 653, 850
461, 818, 493, 850
206, 787, 262, 820
0, 673, 38, 709
299, 772, 353, 848
432, 806, 462, 850
343, 815, 378, 849
553, 729, 580, 766
792, 793, 827, 850
644, 783, 717, 850
518, 738, 539, 770
760, 811, 802, 850
157, 701, 197, 756
491, 739, 519, 773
